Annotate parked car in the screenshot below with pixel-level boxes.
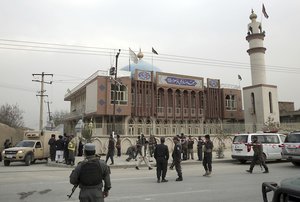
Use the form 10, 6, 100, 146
282, 131, 300, 166
262, 177, 300, 202
231, 133, 286, 164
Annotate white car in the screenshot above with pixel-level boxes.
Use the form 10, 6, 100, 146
231, 133, 286, 164
282, 131, 300, 166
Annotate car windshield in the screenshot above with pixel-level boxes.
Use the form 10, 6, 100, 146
15, 141, 35, 147
233, 135, 248, 143
285, 133, 300, 143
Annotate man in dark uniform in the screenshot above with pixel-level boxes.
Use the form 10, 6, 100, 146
154, 137, 169, 183
48, 134, 56, 162
70, 143, 111, 202
105, 134, 115, 165
203, 134, 213, 176
197, 136, 204, 161
172, 136, 183, 181
246, 135, 269, 174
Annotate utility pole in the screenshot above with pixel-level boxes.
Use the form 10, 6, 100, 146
45, 100, 53, 129
32, 72, 53, 131
112, 49, 121, 136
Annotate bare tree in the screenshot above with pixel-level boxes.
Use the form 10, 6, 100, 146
0, 103, 24, 128
51, 110, 68, 127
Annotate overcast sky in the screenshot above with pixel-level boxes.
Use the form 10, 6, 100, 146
0, 0, 299, 129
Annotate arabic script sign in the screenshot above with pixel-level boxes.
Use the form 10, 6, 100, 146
165, 77, 197, 86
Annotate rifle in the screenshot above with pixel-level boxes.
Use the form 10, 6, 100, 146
67, 184, 78, 199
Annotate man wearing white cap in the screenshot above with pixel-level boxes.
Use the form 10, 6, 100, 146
70, 143, 111, 202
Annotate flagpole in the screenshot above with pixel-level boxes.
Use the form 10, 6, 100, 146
152, 51, 153, 72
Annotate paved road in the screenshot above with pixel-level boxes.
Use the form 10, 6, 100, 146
0, 160, 298, 202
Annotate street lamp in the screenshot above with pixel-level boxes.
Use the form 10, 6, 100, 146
112, 49, 121, 136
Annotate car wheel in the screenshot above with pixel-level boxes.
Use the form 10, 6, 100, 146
4, 160, 10, 166
25, 154, 32, 166
292, 162, 300, 166
239, 160, 247, 164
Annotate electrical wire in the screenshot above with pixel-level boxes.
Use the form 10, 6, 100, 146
0, 38, 299, 74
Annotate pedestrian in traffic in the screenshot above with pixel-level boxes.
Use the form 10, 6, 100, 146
197, 136, 204, 161
55, 135, 65, 163
203, 134, 214, 176
187, 135, 194, 160
48, 134, 56, 162
116, 134, 121, 157
105, 134, 115, 165
136, 140, 153, 170
154, 137, 169, 183
172, 136, 183, 181
70, 143, 111, 202
246, 135, 269, 174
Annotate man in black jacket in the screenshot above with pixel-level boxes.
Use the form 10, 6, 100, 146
154, 137, 169, 183
70, 143, 111, 202
172, 136, 183, 181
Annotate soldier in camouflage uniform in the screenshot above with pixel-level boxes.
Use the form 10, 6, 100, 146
246, 136, 269, 174
70, 143, 111, 202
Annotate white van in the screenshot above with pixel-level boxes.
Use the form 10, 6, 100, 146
231, 133, 286, 163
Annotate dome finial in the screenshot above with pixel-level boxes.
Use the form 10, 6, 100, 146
137, 48, 144, 59
250, 9, 257, 20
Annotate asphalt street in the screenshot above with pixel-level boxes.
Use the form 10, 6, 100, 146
0, 160, 299, 202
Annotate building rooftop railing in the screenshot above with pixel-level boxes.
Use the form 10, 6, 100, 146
64, 70, 131, 99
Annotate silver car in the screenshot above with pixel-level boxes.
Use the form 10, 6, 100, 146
282, 131, 300, 166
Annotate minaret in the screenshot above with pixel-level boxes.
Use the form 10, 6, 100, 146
243, 10, 280, 133
246, 10, 267, 85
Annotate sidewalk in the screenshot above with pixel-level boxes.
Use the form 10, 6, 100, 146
47, 149, 234, 169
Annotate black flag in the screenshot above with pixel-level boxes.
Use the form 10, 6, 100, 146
238, 75, 242, 81
152, 47, 158, 55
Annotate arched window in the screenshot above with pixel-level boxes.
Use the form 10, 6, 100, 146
225, 95, 237, 110
269, 92, 273, 113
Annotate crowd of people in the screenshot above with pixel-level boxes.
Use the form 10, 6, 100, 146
48, 133, 83, 165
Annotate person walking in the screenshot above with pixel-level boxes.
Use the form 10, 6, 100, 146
187, 135, 194, 160
115, 134, 121, 157
202, 134, 214, 176
105, 134, 115, 165
48, 134, 56, 162
172, 136, 183, 181
246, 135, 269, 174
70, 143, 111, 202
197, 136, 204, 161
154, 137, 169, 183
135, 141, 153, 170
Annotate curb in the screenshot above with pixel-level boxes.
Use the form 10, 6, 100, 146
46, 158, 235, 169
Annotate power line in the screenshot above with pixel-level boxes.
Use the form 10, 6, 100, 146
0, 38, 299, 74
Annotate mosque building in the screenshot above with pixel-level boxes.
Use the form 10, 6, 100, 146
64, 48, 243, 152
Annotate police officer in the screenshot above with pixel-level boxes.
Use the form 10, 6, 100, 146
203, 134, 213, 176
70, 143, 111, 202
172, 136, 183, 181
154, 137, 169, 183
246, 136, 269, 174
